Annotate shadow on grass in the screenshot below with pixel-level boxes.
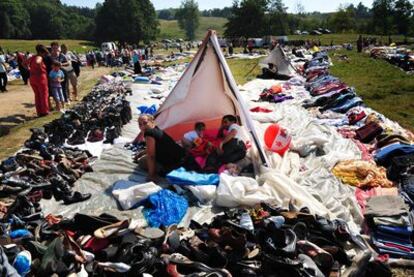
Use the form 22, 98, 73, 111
0, 114, 37, 137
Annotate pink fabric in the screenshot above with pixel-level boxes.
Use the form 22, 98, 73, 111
352, 139, 374, 161
195, 156, 207, 168
355, 187, 399, 214
218, 165, 226, 174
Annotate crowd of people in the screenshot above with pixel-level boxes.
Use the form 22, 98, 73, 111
0, 42, 81, 116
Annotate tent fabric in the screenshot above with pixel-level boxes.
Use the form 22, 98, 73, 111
261, 45, 297, 76
154, 30, 270, 168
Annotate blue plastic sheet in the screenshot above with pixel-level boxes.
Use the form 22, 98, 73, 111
166, 167, 219, 186
142, 189, 188, 227
137, 104, 157, 115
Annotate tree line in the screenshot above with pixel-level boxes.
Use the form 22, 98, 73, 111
0, 0, 159, 45
1, 0, 413, 44
0, 0, 96, 40
225, 0, 414, 38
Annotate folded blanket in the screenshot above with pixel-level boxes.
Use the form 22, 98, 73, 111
166, 167, 219, 186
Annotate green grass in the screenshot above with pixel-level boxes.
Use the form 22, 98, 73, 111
330, 49, 414, 131
227, 58, 261, 85
288, 33, 414, 46
0, 39, 96, 53
158, 17, 227, 40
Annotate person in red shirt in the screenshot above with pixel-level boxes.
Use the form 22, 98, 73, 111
28, 45, 50, 116
16, 51, 29, 85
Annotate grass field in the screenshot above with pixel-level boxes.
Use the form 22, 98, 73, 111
288, 33, 414, 46
158, 17, 227, 40
0, 39, 96, 53
330, 49, 414, 131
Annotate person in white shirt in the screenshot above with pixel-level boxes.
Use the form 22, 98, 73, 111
205, 115, 247, 172
182, 122, 206, 149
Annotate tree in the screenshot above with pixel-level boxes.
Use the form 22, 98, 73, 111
330, 5, 355, 33
266, 0, 289, 35
356, 2, 370, 18
27, 2, 64, 39
0, 0, 31, 39
176, 0, 200, 40
95, 0, 158, 44
224, 0, 268, 38
372, 0, 394, 35
393, 0, 413, 36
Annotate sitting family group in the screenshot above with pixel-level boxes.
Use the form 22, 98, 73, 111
133, 114, 247, 181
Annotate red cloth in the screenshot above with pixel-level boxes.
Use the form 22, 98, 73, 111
28, 56, 49, 116
250, 107, 273, 113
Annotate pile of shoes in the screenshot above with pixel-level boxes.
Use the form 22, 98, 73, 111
0, 204, 392, 276
44, 82, 132, 146
0, 81, 133, 225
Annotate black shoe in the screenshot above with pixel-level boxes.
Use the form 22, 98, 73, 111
63, 191, 91, 205
67, 130, 85, 145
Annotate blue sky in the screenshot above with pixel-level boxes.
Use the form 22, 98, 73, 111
62, 0, 374, 13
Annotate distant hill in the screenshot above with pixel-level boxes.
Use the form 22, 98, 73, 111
158, 17, 228, 40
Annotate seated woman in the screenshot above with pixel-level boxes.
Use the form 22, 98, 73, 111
134, 114, 197, 181
205, 115, 247, 172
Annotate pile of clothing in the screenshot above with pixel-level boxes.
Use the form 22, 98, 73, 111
370, 47, 414, 72
365, 195, 414, 259
0, 201, 392, 276
258, 84, 294, 103
299, 49, 414, 261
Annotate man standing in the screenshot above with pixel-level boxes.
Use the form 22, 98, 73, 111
61, 44, 79, 101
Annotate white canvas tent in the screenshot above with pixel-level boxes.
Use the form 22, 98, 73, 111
155, 30, 270, 167
261, 45, 297, 76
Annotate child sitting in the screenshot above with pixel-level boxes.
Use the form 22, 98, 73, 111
182, 122, 206, 149
49, 61, 65, 112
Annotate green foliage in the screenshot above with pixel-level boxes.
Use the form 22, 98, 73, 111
0, 0, 95, 40
176, 0, 200, 40
372, 0, 394, 35
95, 0, 158, 44
225, 0, 268, 38
0, 0, 31, 39
393, 0, 413, 36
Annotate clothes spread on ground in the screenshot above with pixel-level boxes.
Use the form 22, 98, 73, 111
142, 189, 188, 228
332, 160, 394, 188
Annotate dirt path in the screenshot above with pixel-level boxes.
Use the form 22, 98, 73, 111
0, 67, 112, 137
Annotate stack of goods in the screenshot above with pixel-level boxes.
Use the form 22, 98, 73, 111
0, 202, 392, 276
365, 195, 414, 259
300, 49, 414, 260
